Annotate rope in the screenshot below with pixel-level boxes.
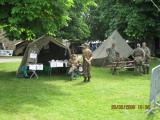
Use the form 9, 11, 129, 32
150, 0, 160, 12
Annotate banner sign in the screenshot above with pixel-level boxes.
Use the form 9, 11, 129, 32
0, 50, 13, 56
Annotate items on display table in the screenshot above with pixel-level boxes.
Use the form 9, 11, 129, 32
29, 64, 44, 70
50, 60, 57, 67
56, 60, 64, 67
49, 60, 69, 68
48, 60, 69, 76
29, 64, 36, 70
36, 64, 43, 70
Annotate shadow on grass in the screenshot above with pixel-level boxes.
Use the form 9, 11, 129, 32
146, 113, 155, 120
146, 111, 160, 120
145, 108, 160, 120
0, 71, 17, 80
73, 81, 87, 86
0, 70, 71, 81
0, 70, 70, 113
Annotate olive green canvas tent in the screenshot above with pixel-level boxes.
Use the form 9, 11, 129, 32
92, 30, 133, 66
17, 35, 71, 76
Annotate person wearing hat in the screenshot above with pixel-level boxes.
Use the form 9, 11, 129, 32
68, 54, 80, 80
82, 43, 93, 82
133, 43, 145, 74
142, 42, 151, 74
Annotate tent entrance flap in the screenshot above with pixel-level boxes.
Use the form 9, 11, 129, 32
38, 42, 70, 65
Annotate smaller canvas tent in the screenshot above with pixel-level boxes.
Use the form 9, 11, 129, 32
14, 41, 31, 56
17, 35, 71, 75
92, 30, 133, 66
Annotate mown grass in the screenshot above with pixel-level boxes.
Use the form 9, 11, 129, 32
0, 58, 160, 120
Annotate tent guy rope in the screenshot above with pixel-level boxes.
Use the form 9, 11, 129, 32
150, 0, 160, 12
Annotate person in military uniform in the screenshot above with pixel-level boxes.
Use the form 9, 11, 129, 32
106, 43, 118, 64
133, 43, 145, 74
68, 54, 80, 80
142, 42, 151, 74
112, 52, 122, 75
82, 44, 93, 82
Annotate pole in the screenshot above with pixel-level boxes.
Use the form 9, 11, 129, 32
151, 0, 160, 12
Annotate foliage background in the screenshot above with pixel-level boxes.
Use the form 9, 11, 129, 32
0, 0, 159, 42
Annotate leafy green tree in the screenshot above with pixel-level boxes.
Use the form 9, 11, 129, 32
57, 0, 96, 42
0, 0, 73, 40
88, 0, 160, 41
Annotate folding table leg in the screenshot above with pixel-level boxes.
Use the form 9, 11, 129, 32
34, 71, 38, 79
30, 71, 38, 79
30, 72, 34, 79
49, 68, 52, 77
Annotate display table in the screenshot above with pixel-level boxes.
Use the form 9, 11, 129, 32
49, 60, 69, 76
28, 64, 43, 79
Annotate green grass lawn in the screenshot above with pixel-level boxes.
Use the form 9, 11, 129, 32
0, 56, 22, 59
0, 59, 160, 120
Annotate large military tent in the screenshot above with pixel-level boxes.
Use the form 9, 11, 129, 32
92, 30, 133, 66
17, 35, 71, 75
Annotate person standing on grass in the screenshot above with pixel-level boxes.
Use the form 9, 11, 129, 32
142, 42, 151, 74
82, 43, 93, 82
106, 43, 118, 64
133, 43, 145, 74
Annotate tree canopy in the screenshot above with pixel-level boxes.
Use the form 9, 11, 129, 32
57, 0, 96, 42
0, 0, 73, 40
0, 0, 160, 42
88, 0, 160, 41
